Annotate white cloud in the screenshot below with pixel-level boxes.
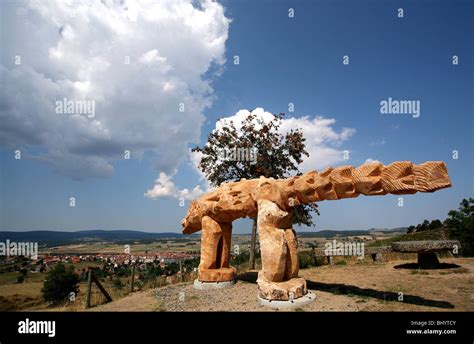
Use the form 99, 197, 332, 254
147, 106, 356, 200
139, 49, 168, 65
209, 107, 356, 172
145, 149, 214, 200
146, 107, 355, 201
0, 0, 230, 179
365, 158, 381, 164
145, 172, 205, 200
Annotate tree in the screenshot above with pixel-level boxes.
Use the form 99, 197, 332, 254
407, 219, 443, 234
417, 219, 430, 232
192, 111, 319, 269
428, 219, 442, 230
41, 262, 79, 306
445, 198, 474, 256
17, 268, 28, 283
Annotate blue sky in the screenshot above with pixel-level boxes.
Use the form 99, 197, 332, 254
0, 0, 472, 233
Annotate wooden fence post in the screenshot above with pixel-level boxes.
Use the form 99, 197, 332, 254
91, 274, 112, 303
85, 269, 92, 309
130, 264, 135, 293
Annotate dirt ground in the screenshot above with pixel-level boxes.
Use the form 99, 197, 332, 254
90, 257, 474, 312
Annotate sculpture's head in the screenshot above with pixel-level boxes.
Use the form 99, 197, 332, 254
181, 200, 203, 234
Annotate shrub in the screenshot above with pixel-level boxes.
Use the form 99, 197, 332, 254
41, 262, 79, 305
299, 251, 315, 269
446, 198, 474, 256
112, 277, 124, 289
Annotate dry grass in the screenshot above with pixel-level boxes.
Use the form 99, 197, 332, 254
2, 257, 473, 312
85, 257, 474, 312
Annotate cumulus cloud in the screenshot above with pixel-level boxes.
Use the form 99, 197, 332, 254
146, 107, 355, 200
145, 149, 214, 200
207, 107, 356, 172
145, 172, 205, 200
0, 0, 230, 179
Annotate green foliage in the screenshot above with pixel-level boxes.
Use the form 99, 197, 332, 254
445, 198, 474, 256
165, 262, 180, 276
16, 269, 28, 283
182, 258, 199, 272
92, 265, 109, 279
379, 198, 473, 257
406, 219, 443, 233
298, 250, 327, 268
230, 251, 247, 266
41, 262, 79, 305
136, 258, 199, 283
19, 268, 27, 277
116, 265, 131, 277
192, 111, 319, 226
112, 277, 124, 289
298, 250, 315, 269
139, 263, 164, 282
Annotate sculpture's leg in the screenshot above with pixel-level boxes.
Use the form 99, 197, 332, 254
199, 216, 221, 270
198, 216, 235, 283
256, 199, 307, 301
219, 221, 232, 268
284, 228, 299, 279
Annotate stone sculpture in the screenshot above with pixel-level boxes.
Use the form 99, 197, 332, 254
182, 161, 451, 301
391, 240, 460, 268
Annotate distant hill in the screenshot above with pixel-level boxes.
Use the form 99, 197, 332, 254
0, 227, 408, 246
298, 227, 407, 238
368, 227, 407, 233
0, 230, 187, 247
298, 230, 371, 238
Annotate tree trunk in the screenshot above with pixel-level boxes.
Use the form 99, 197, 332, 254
249, 218, 257, 270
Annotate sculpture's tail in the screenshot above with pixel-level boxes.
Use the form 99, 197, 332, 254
182, 161, 452, 233
292, 161, 452, 203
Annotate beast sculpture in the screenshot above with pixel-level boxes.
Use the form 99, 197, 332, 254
182, 161, 451, 301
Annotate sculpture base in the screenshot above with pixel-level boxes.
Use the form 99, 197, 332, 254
258, 291, 316, 310
257, 277, 307, 301
194, 279, 236, 290
198, 267, 235, 282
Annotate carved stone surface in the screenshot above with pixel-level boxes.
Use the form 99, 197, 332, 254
182, 161, 451, 297
391, 240, 460, 253
392, 240, 460, 268
257, 273, 307, 301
